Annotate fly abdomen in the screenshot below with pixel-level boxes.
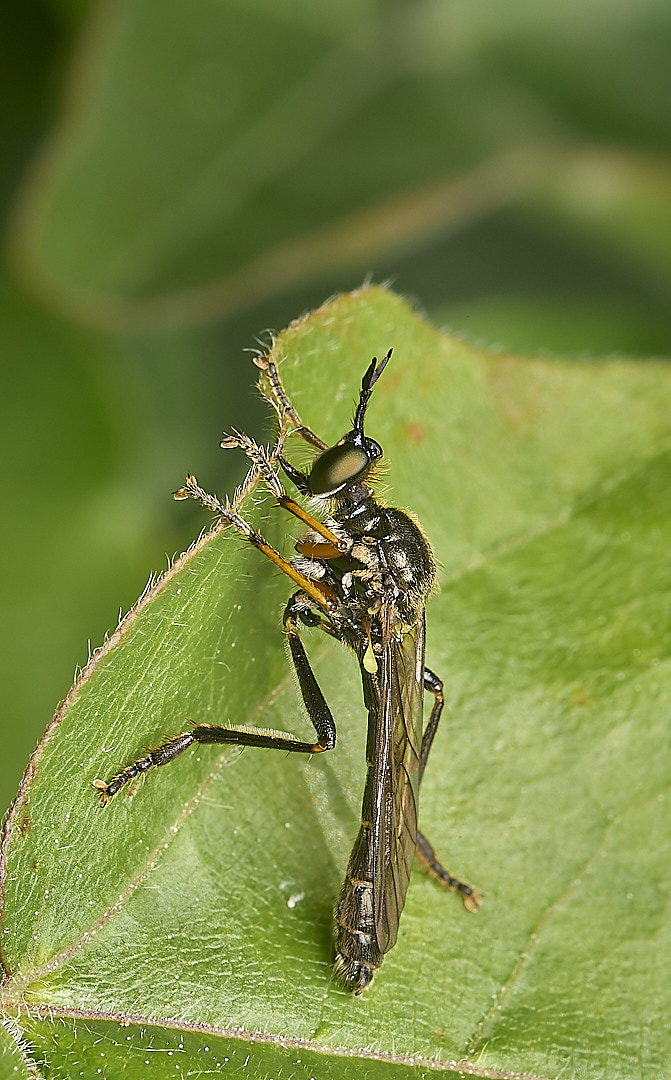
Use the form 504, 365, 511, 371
333, 821, 384, 993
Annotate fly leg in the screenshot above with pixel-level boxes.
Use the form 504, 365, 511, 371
253, 354, 328, 451
94, 469, 341, 804
93, 718, 332, 806
418, 666, 444, 784
415, 831, 481, 913
415, 666, 482, 912
94, 592, 336, 805
220, 429, 347, 555
283, 593, 341, 732
174, 475, 340, 613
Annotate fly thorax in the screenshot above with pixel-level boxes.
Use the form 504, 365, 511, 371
379, 507, 436, 605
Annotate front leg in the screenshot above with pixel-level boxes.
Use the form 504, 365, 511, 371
253, 354, 328, 451
219, 429, 346, 553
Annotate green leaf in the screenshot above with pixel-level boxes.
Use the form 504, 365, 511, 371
2, 285, 671, 1078
0, 1020, 33, 1080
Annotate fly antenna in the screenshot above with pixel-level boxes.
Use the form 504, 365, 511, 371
353, 348, 392, 433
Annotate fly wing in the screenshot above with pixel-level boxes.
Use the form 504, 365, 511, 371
371, 601, 426, 954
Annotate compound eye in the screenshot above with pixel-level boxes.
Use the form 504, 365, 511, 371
309, 443, 370, 496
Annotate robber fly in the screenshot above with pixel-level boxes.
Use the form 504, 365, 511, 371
94, 350, 480, 993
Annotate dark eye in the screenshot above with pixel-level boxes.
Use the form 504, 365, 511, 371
309, 443, 370, 496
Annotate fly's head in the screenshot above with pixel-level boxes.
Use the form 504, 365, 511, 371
306, 350, 391, 503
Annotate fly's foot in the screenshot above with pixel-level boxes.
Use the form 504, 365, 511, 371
93, 732, 196, 807
92, 771, 140, 806
92, 778, 112, 806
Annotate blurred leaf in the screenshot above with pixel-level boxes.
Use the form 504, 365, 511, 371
0, 267, 243, 820
1, 286, 671, 1078
13, 0, 671, 331
436, 292, 671, 357
0, 270, 152, 818
535, 148, 671, 284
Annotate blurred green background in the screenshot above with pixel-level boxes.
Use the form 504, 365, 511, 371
3, 0, 671, 820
